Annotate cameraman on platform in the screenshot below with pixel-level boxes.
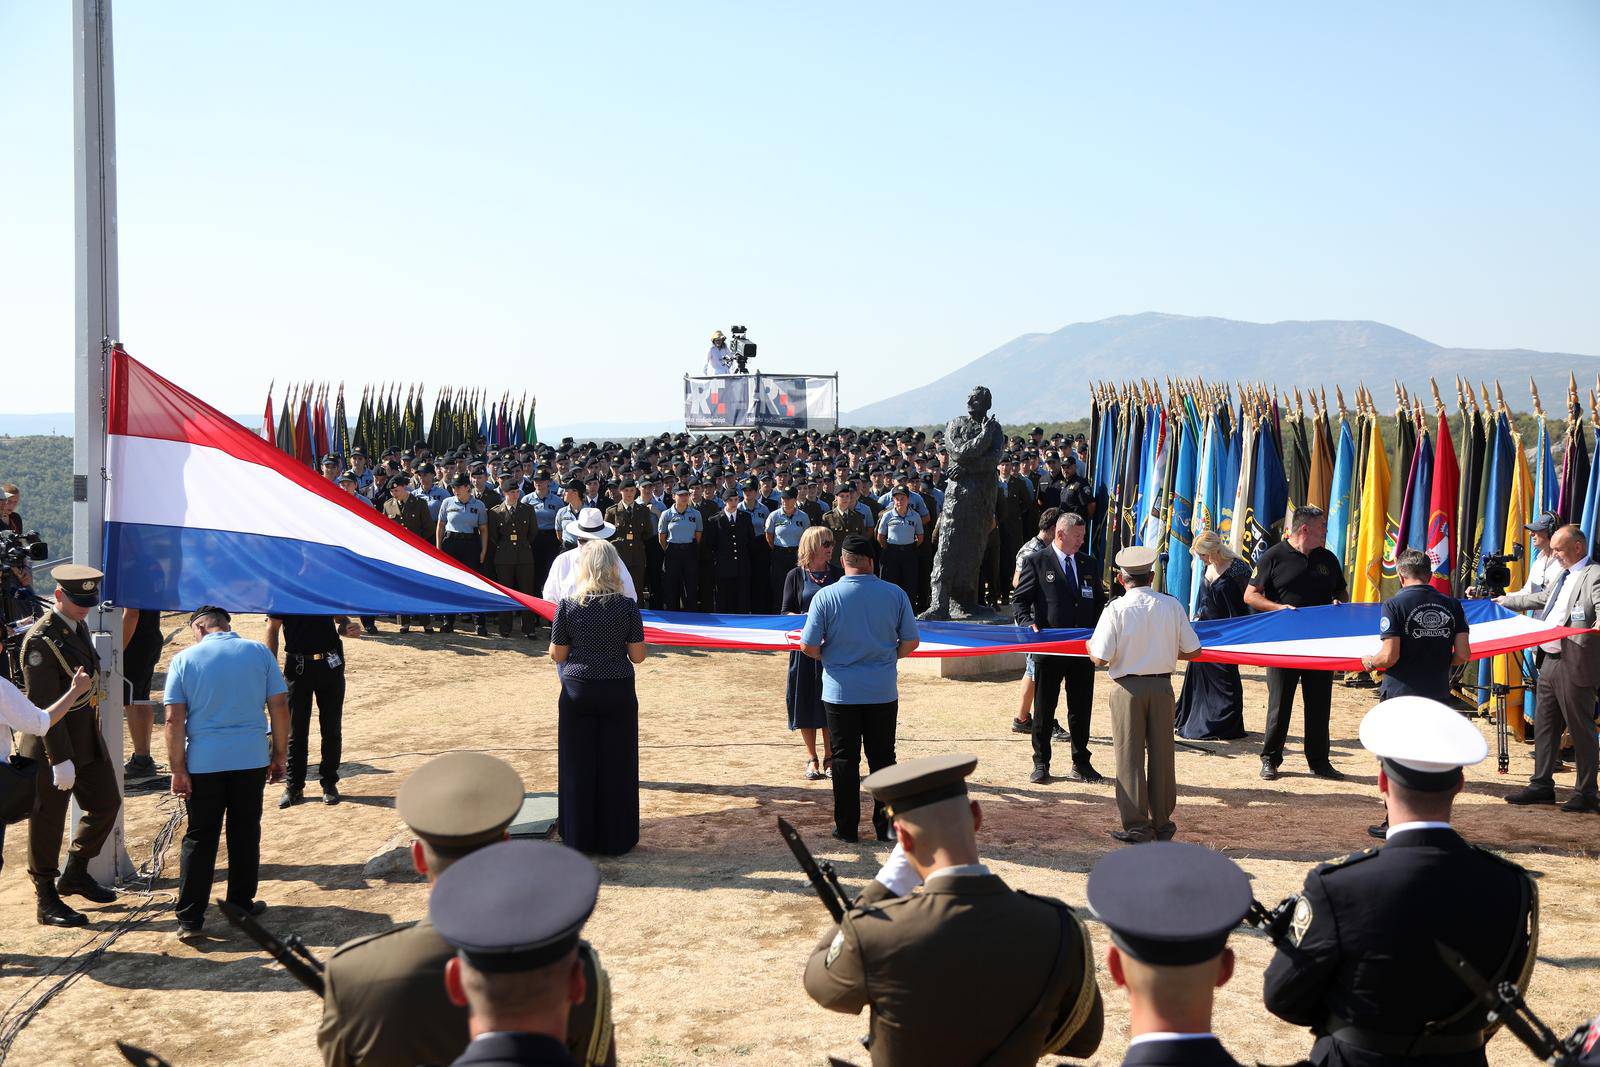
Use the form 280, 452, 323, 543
704, 331, 733, 376
1358, 548, 1470, 837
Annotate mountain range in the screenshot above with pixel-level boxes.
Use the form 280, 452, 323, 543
845, 312, 1600, 426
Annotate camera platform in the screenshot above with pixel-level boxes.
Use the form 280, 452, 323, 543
684, 371, 839, 432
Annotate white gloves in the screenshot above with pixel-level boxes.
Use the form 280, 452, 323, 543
874, 841, 923, 897
52, 759, 76, 791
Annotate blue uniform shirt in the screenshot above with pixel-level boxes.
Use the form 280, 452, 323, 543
738, 499, 770, 534
415, 483, 450, 522
879, 491, 929, 521
440, 496, 488, 534
658, 505, 703, 544
765, 507, 810, 549
878, 508, 923, 546
799, 574, 919, 704
163, 631, 287, 774
529, 488, 563, 530
555, 504, 582, 546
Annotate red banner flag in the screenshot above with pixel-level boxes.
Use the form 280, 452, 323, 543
1427, 409, 1460, 592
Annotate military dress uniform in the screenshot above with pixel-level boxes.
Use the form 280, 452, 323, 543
1263, 698, 1538, 1067
804, 756, 1103, 1066
694, 493, 721, 612
707, 504, 756, 614
737, 491, 771, 612
489, 496, 540, 637
318, 753, 614, 1067
18, 566, 123, 924
604, 496, 652, 598
383, 488, 437, 631
820, 505, 866, 567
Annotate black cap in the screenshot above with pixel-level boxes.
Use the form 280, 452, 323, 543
891, 484, 910, 497
780, 487, 799, 500
840, 532, 877, 560
450, 474, 471, 488
388, 474, 412, 488
563, 478, 586, 494
1526, 511, 1557, 534
337, 469, 358, 485
188, 604, 230, 626
1086, 843, 1250, 966
430, 841, 600, 973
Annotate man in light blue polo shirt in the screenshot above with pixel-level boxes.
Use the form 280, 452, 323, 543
164, 605, 290, 934
800, 533, 920, 843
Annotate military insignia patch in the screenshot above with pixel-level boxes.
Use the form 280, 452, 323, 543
27, 650, 43, 667
1289, 895, 1312, 946
825, 931, 844, 968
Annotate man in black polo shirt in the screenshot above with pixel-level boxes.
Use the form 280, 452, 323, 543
265, 613, 361, 808
1245, 505, 1348, 781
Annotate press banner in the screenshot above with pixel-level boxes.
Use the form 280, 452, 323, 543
684, 374, 837, 430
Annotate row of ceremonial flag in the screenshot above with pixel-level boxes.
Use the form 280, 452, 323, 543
261, 383, 538, 466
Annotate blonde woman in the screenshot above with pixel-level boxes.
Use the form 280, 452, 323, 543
781, 524, 840, 780
550, 539, 646, 854
1173, 530, 1248, 741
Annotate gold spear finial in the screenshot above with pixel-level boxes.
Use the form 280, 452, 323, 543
1530, 376, 1543, 417
1494, 381, 1507, 413
1430, 378, 1444, 418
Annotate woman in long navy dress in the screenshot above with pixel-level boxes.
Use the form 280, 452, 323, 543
782, 525, 841, 781
1175, 530, 1249, 741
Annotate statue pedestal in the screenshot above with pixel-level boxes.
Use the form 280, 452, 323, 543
906, 651, 1028, 680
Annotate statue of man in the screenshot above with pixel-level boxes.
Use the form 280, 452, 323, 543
922, 386, 1006, 619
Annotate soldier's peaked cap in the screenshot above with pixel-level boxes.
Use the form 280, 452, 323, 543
431, 841, 599, 973
1087, 842, 1250, 966
864, 754, 977, 817
54, 565, 103, 607
398, 752, 525, 854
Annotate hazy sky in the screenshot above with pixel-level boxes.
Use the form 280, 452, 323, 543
3, 2, 1597, 421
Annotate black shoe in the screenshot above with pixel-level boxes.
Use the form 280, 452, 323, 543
322, 784, 341, 806
524, 632, 539, 640
1011, 718, 1033, 734
363, 623, 379, 635
278, 789, 304, 809
1310, 764, 1347, 782
123, 753, 160, 784
399, 624, 410, 634
1560, 794, 1600, 813
1029, 765, 1049, 784
1109, 828, 1154, 844
1505, 786, 1557, 806
440, 621, 455, 633
1052, 722, 1070, 742
1259, 761, 1280, 781
475, 624, 489, 636
57, 858, 117, 904
875, 826, 895, 843
176, 918, 204, 934
423, 624, 434, 634
1155, 824, 1177, 842
1069, 763, 1104, 784
227, 899, 267, 917
36, 890, 87, 927
830, 828, 859, 844
1367, 819, 1389, 840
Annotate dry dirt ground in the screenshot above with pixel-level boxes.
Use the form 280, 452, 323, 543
1, 615, 1595, 1067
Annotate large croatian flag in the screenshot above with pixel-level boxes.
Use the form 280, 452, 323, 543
103, 350, 1579, 668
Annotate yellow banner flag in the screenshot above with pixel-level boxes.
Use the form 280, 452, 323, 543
1351, 415, 1391, 603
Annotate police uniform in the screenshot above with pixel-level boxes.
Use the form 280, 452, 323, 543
604, 490, 652, 599
431, 840, 608, 1067
1263, 698, 1537, 1067
489, 488, 540, 637
1087, 842, 1251, 1066
413, 472, 451, 523
555, 480, 587, 551
804, 755, 1103, 1066
876, 494, 923, 603
318, 754, 614, 1067
18, 565, 122, 926
438, 482, 491, 634
657, 495, 703, 611
764, 498, 810, 607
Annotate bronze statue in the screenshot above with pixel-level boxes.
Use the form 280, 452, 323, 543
921, 386, 1006, 620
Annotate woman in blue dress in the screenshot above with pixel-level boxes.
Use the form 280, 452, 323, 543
782, 525, 840, 780
1174, 530, 1250, 741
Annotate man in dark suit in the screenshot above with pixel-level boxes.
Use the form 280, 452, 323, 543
1263, 697, 1537, 1067
706, 491, 756, 614
1013, 512, 1106, 784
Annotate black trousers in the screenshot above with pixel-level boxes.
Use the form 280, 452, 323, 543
177, 765, 267, 925
880, 545, 919, 603
749, 542, 772, 613
1032, 656, 1096, 770
532, 530, 561, 597
644, 537, 664, 609
714, 572, 750, 614
440, 537, 486, 627
661, 544, 698, 611
824, 700, 898, 839
1262, 666, 1333, 766
286, 657, 344, 791
770, 547, 798, 608
558, 675, 640, 855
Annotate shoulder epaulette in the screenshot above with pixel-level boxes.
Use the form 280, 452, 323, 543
1471, 843, 1533, 877
328, 919, 422, 960
1317, 847, 1380, 873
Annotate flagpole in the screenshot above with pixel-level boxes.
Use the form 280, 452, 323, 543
73, 0, 134, 881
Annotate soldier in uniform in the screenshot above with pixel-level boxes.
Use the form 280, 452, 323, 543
764, 487, 810, 609
526, 471, 565, 596
804, 754, 1103, 1066
707, 490, 756, 614
656, 486, 703, 612
1087, 842, 1253, 1066
737, 479, 771, 612
819, 486, 867, 568
437, 475, 491, 636
1263, 697, 1538, 1067
431, 840, 609, 1067
488, 480, 540, 639
693, 480, 720, 612
383, 475, 437, 634
18, 565, 122, 926
470, 464, 502, 511
604, 480, 652, 599
876, 485, 924, 604
318, 753, 614, 1067
555, 479, 587, 551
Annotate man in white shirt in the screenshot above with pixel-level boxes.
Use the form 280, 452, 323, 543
541, 510, 638, 603
704, 331, 733, 376
0, 667, 93, 873
1088, 546, 1202, 843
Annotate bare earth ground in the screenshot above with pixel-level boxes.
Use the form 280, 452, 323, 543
2, 616, 1595, 1067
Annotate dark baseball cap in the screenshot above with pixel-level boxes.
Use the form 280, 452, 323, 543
1526, 512, 1558, 534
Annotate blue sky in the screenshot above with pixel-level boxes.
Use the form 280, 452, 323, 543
3, 2, 1597, 422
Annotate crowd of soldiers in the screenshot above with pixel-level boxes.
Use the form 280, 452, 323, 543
316, 424, 1096, 628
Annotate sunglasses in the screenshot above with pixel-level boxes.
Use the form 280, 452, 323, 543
820, 539, 835, 547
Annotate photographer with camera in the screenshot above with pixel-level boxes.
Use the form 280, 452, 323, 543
704, 331, 733, 376
1, 528, 50, 685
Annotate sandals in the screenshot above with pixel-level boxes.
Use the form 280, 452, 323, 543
822, 756, 834, 779
804, 758, 826, 781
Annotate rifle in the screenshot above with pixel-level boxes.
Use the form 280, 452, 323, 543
117, 1043, 173, 1067
1436, 941, 1591, 1066
1243, 896, 1298, 948
217, 898, 326, 997
776, 817, 855, 923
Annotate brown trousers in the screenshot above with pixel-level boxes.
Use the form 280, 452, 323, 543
1109, 674, 1177, 836
27, 754, 121, 887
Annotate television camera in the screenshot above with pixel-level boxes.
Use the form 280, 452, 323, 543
728, 325, 758, 374
1468, 544, 1523, 600
1, 531, 49, 685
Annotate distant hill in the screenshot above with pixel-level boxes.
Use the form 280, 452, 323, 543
845, 312, 1600, 426
0, 436, 72, 580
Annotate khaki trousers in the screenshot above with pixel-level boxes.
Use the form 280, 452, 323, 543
1109, 674, 1177, 835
